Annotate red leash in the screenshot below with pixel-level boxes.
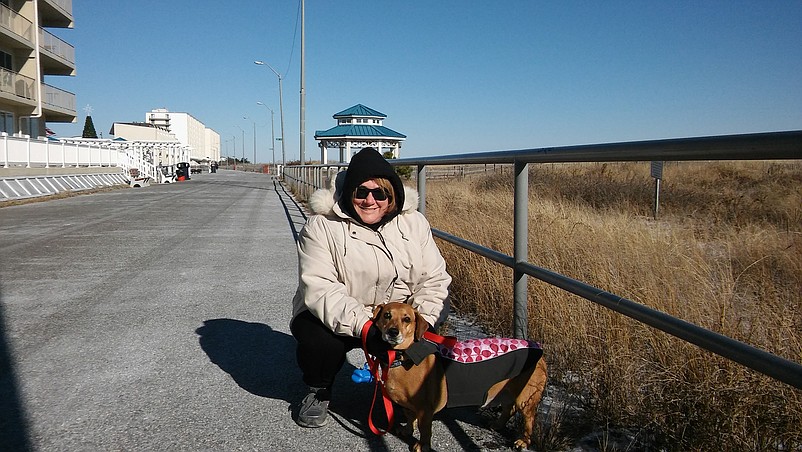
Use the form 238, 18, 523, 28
361, 321, 396, 436
359, 325, 459, 436
423, 330, 458, 348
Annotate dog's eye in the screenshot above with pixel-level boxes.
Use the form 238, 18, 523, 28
402, 316, 412, 323
383, 312, 392, 320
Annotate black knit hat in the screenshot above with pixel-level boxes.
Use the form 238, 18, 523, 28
340, 147, 405, 225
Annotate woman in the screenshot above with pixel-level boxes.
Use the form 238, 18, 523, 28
290, 147, 452, 428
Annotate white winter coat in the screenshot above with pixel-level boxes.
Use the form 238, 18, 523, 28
291, 177, 451, 338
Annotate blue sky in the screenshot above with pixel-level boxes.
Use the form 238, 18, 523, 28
47, 1, 802, 162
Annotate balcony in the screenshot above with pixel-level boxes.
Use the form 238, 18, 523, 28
0, 4, 34, 47
42, 82, 76, 122
0, 68, 37, 106
39, 0, 74, 28
39, 28, 75, 75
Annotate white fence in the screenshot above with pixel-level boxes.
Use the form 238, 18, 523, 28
0, 134, 191, 182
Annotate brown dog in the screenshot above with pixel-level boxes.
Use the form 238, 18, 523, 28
372, 302, 548, 451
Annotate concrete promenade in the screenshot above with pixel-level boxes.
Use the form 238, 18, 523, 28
0, 170, 516, 451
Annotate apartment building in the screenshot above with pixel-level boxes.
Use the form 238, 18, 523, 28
0, 0, 76, 137
146, 108, 220, 162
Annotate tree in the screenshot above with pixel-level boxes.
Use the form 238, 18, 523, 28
82, 116, 98, 138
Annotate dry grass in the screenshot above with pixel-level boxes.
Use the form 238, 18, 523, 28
425, 161, 802, 451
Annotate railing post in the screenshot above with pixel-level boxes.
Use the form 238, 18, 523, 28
417, 164, 426, 215
3, 133, 9, 168
513, 160, 529, 339
418, 165, 426, 216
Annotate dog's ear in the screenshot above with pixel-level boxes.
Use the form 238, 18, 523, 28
372, 304, 384, 321
415, 311, 430, 341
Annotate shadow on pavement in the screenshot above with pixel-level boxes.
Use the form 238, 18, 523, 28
195, 318, 303, 402
0, 286, 32, 451
273, 180, 307, 242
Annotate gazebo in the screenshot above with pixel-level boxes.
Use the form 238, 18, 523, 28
314, 104, 406, 163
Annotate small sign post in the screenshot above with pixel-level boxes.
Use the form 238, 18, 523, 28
650, 161, 664, 219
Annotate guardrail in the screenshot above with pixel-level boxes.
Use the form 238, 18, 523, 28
282, 130, 802, 389
1, 135, 194, 183
1, 134, 124, 169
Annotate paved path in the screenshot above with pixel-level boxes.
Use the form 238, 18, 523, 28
0, 170, 521, 451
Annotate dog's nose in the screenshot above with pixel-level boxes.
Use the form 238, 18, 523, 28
387, 328, 399, 338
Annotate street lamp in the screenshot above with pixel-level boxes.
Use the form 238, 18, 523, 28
256, 101, 276, 167
244, 116, 256, 165
231, 134, 237, 170
254, 60, 285, 167
235, 125, 245, 169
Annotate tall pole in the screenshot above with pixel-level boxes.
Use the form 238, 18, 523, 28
232, 135, 236, 170
244, 117, 257, 165
278, 76, 285, 167
235, 125, 245, 169
257, 102, 275, 167
299, 0, 305, 165
270, 109, 275, 166
255, 61, 286, 167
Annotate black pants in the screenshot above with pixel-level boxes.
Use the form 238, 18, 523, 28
290, 310, 362, 390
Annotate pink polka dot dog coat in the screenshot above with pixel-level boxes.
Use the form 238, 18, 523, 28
423, 334, 543, 408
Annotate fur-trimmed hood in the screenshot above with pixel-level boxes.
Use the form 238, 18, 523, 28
308, 170, 420, 218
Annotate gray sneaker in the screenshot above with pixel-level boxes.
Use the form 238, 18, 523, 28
296, 387, 330, 428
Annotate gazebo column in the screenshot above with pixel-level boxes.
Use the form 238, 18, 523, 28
320, 142, 328, 164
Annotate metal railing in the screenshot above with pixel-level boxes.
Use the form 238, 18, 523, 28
42, 0, 73, 18
282, 130, 802, 389
42, 83, 75, 113
0, 68, 36, 102
0, 4, 34, 43
40, 27, 75, 67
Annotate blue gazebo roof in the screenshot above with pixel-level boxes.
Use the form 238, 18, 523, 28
315, 124, 406, 139
315, 104, 405, 139
333, 104, 386, 119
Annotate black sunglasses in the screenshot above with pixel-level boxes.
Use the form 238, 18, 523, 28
354, 186, 389, 201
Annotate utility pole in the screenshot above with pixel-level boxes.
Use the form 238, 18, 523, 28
300, 0, 306, 165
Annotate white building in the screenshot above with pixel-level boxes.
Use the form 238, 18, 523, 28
110, 122, 177, 142
145, 108, 220, 162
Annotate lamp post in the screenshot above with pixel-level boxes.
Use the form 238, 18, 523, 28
231, 134, 237, 170
235, 125, 245, 169
254, 60, 285, 167
256, 101, 275, 167
244, 116, 256, 165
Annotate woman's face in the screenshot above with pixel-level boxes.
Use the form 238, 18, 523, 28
352, 179, 390, 225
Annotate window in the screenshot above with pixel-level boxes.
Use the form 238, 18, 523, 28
0, 50, 11, 71
0, 111, 13, 134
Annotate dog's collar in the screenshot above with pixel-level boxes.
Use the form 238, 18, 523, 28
378, 351, 406, 369
389, 355, 405, 368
